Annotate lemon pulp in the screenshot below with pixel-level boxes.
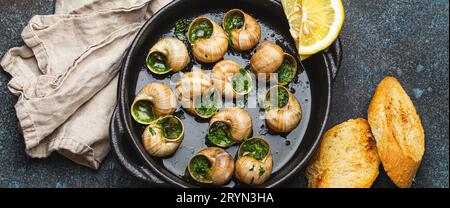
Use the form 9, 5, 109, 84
281, 0, 345, 56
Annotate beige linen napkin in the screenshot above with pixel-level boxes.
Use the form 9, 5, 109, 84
1, 0, 171, 169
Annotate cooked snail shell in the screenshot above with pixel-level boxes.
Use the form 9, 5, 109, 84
192, 87, 221, 119
176, 70, 218, 118
131, 83, 177, 124
276, 53, 298, 85
235, 137, 273, 186
188, 17, 229, 63
142, 115, 184, 157
146, 38, 190, 74
250, 41, 284, 82
211, 60, 253, 98
223, 9, 261, 51
188, 147, 234, 185
264, 85, 302, 133
208, 107, 253, 147
176, 70, 211, 98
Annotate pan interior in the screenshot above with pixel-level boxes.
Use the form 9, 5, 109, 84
122, 0, 330, 187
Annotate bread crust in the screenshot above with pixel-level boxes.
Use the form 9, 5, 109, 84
368, 77, 425, 188
306, 118, 380, 188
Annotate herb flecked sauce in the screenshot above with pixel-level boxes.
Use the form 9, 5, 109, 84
241, 139, 269, 161
194, 93, 218, 117
147, 52, 169, 73
208, 121, 235, 147
158, 117, 183, 140
277, 59, 295, 84
189, 155, 212, 182
132, 100, 157, 123
224, 12, 244, 45
189, 20, 213, 42
232, 68, 251, 93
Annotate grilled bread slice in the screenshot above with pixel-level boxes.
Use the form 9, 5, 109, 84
306, 118, 380, 188
368, 77, 425, 188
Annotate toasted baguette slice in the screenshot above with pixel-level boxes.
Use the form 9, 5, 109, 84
306, 118, 380, 188
368, 77, 425, 188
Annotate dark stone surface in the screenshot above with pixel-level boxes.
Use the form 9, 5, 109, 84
0, 0, 448, 188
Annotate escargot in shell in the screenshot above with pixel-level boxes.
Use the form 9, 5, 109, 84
250, 41, 284, 82
146, 38, 190, 74
235, 137, 273, 186
142, 115, 184, 157
131, 83, 177, 124
192, 87, 221, 119
223, 9, 261, 51
263, 85, 302, 133
188, 147, 234, 185
211, 60, 253, 98
276, 53, 298, 85
207, 107, 253, 147
188, 17, 229, 63
176, 70, 219, 118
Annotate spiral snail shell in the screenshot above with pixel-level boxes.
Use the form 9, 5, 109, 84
142, 115, 184, 157
250, 41, 284, 82
146, 38, 190, 74
223, 9, 261, 51
176, 70, 219, 118
208, 107, 253, 147
264, 85, 302, 133
235, 137, 273, 186
188, 147, 235, 185
211, 60, 253, 98
188, 17, 229, 63
131, 83, 177, 124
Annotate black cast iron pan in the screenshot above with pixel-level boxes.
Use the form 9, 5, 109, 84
110, 0, 342, 187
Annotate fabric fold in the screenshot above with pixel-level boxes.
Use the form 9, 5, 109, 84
0, 0, 172, 169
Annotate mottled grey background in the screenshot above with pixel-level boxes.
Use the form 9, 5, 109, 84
0, 0, 448, 188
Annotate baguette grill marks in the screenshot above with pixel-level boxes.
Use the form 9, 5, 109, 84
368, 77, 425, 188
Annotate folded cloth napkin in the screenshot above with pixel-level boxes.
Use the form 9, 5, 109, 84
1, 0, 171, 169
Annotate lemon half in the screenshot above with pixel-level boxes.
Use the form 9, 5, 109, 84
282, 0, 345, 56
